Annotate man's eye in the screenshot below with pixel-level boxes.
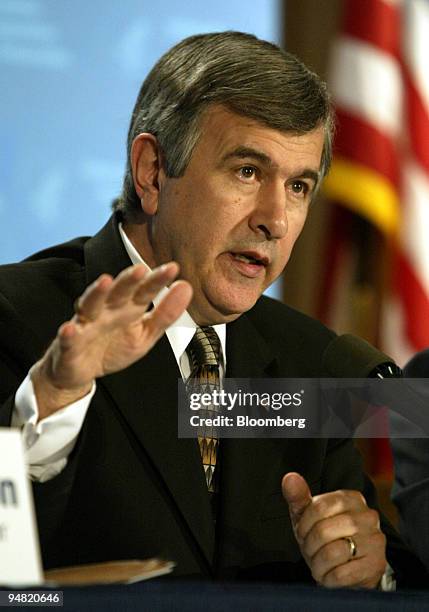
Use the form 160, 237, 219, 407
291, 180, 309, 195
238, 166, 256, 179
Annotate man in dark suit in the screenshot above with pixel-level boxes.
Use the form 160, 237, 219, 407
392, 349, 429, 572
0, 31, 423, 588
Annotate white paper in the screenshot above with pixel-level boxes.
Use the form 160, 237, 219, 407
0, 428, 43, 585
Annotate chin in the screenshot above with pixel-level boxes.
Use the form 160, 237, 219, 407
197, 296, 260, 325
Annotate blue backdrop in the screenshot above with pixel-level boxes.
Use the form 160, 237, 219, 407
1, 0, 281, 295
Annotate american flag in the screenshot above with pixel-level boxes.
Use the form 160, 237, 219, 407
322, 0, 429, 367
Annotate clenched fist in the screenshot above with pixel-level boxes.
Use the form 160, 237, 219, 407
282, 472, 387, 588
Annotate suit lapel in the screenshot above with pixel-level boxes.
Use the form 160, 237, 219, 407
84, 215, 132, 283
83, 216, 215, 568
225, 311, 277, 379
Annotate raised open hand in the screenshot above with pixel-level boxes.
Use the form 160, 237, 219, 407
31, 262, 192, 419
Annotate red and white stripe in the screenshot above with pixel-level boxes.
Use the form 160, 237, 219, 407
324, 0, 429, 366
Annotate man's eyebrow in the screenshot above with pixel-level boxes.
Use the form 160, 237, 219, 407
297, 169, 321, 187
221, 146, 275, 167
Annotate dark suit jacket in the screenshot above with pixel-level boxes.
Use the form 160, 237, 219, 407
392, 349, 429, 572
0, 215, 426, 586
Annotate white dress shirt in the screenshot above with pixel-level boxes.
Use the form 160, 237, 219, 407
11, 223, 225, 482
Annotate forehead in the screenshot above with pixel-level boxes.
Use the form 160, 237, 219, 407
191, 105, 325, 173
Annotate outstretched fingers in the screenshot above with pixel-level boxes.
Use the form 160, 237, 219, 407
57, 262, 190, 357
72, 262, 182, 326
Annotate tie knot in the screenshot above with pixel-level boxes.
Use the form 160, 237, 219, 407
187, 326, 221, 368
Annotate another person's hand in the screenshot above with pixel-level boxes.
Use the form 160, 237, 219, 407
282, 472, 387, 588
31, 262, 192, 420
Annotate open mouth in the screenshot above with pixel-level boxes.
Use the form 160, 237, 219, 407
230, 251, 268, 267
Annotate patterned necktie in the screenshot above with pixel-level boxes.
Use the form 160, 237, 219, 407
186, 326, 222, 494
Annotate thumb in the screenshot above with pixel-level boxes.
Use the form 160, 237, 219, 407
282, 472, 312, 528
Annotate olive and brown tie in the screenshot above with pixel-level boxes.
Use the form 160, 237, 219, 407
186, 326, 222, 494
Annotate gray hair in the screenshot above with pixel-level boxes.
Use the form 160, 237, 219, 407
115, 31, 334, 219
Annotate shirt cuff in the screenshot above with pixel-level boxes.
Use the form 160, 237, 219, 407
12, 373, 96, 481
379, 563, 396, 591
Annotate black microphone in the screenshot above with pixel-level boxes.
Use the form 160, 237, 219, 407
321, 334, 429, 435
322, 333, 402, 378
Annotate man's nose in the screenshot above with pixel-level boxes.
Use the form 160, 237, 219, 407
248, 183, 288, 240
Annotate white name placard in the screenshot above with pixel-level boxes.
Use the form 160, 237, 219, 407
0, 428, 43, 585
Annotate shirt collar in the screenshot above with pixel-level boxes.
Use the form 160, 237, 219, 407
118, 222, 226, 366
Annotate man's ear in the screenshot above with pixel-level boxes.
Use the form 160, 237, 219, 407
130, 133, 163, 216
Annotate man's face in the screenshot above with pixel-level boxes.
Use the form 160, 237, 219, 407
150, 106, 325, 325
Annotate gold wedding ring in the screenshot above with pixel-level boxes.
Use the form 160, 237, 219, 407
343, 536, 357, 561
